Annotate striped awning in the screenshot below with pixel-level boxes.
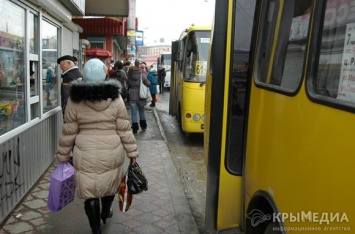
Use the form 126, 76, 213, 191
73, 18, 126, 36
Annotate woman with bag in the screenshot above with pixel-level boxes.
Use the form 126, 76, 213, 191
56, 58, 139, 234
127, 59, 151, 133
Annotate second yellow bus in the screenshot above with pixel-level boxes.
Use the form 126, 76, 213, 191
169, 25, 211, 135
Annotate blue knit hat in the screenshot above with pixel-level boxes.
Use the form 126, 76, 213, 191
83, 58, 107, 82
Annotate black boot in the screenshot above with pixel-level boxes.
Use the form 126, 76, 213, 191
84, 199, 101, 234
132, 122, 139, 133
101, 196, 114, 224
139, 120, 147, 130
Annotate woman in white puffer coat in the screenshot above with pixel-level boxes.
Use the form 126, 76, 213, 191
56, 58, 138, 234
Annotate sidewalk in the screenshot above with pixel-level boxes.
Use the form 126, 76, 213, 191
0, 107, 199, 234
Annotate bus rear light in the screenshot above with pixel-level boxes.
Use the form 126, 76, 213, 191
186, 113, 192, 118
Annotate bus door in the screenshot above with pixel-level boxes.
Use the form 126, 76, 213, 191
169, 40, 180, 116
205, 0, 256, 231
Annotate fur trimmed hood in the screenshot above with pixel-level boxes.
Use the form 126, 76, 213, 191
69, 79, 122, 103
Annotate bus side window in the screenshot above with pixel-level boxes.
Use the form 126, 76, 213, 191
184, 32, 198, 80
271, 0, 311, 91
255, 0, 312, 92
312, 0, 355, 106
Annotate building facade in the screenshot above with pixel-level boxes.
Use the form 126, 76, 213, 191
0, 0, 132, 225
138, 45, 171, 66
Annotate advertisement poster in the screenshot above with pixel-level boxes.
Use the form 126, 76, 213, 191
337, 22, 355, 102
135, 30, 143, 46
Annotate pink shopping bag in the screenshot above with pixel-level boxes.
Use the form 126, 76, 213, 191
47, 162, 75, 212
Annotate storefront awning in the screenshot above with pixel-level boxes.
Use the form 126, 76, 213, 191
86, 48, 113, 58
85, 0, 129, 17
72, 18, 125, 36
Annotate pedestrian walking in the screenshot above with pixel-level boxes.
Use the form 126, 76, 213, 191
127, 59, 151, 133
147, 67, 158, 107
108, 60, 128, 100
141, 61, 149, 73
140, 61, 148, 78
122, 60, 131, 74
57, 55, 83, 115
56, 58, 139, 234
157, 66, 166, 94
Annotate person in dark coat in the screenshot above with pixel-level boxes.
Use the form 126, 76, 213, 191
57, 55, 83, 115
108, 61, 128, 100
157, 66, 166, 94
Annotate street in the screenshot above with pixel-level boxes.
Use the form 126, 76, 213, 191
153, 89, 207, 233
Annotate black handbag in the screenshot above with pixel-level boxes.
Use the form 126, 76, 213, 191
127, 162, 148, 194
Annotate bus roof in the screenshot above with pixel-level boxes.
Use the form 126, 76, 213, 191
179, 25, 212, 40
188, 25, 211, 31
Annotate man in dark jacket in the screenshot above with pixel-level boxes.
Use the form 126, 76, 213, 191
108, 61, 128, 100
157, 66, 166, 94
57, 55, 83, 115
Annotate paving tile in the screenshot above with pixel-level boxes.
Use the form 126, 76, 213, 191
22, 199, 47, 209
152, 208, 171, 217
18, 211, 42, 221
135, 193, 159, 203
125, 208, 143, 217
31, 190, 48, 199
152, 199, 170, 207
104, 223, 132, 233
29, 217, 47, 226
123, 219, 143, 228
164, 223, 181, 234
134, 224, 164, 234
134, 202, 159, 213
2, 222, 33, 234
135, 213, 161, 224
153, 219, 174, 229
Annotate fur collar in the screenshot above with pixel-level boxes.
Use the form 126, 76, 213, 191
69, 79, 122, 103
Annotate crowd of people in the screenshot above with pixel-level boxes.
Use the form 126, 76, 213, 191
55, 55, 165, 233
56, 55, 165, 130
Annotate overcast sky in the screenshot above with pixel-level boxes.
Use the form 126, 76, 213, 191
136, 0, 216, 46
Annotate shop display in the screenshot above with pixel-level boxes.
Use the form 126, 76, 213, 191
0, 32, 25, 135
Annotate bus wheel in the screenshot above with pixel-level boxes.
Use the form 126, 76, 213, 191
246, 191, 284, 234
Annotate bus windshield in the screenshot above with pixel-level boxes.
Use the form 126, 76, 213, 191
183, 30, 211, 82
161, 53, 171, 70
